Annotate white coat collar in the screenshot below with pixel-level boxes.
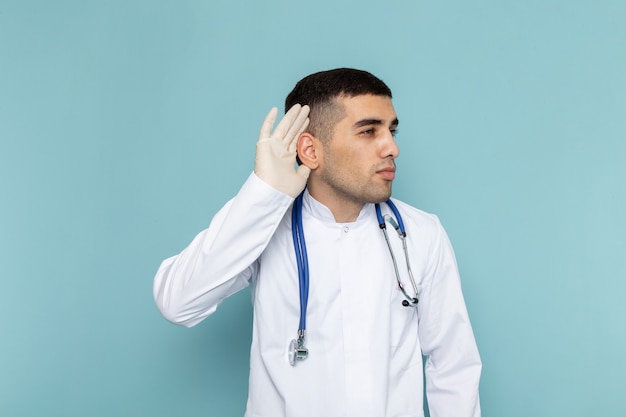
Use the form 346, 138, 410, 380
302, 188, 375, 226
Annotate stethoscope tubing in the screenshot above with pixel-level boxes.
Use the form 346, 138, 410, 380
292, 193, 309, 332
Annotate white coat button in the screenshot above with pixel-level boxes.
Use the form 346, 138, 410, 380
343, 226, 349, 233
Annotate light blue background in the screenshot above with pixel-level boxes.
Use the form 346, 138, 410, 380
1, 0, 625, 416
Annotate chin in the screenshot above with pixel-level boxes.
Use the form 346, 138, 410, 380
367, 189, 392, 204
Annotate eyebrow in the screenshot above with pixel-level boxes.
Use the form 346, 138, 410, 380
353, 118, 399, 129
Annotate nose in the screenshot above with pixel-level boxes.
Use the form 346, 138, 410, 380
382, 131, 400, 159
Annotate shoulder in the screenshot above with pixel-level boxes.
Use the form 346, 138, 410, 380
388, 198, 443, 231
388, 199, 456, 262
386, 198, 451, 247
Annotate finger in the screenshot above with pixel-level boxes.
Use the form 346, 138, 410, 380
258, 107, 278, 142
271, 103, 302, 140
288, 117, 310, 154
283, 105, 310, 144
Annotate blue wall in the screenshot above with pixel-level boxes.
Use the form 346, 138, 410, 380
1, 0, 625, 416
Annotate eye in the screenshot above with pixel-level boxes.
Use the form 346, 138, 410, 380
391, 128, 399, 137
359, 128, 376, 136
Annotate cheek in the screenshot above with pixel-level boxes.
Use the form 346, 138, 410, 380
323, 143, 374, 180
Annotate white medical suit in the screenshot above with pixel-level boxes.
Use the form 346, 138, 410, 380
154, 173, 481, 417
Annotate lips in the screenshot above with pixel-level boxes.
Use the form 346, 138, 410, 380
377, 166, 396, 180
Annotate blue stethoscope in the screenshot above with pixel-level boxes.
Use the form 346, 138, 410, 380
289, 192, 419, 366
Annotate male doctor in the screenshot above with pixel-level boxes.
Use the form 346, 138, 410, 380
154, 68, 481, 417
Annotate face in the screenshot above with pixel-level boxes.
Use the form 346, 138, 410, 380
315, 94, 400, 206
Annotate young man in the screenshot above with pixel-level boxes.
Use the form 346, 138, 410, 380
154, 68, 481, 417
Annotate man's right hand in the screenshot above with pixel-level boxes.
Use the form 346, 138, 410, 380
255, 104, 311, 198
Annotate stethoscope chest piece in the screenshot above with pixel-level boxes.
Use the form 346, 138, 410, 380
289, 330, 308, 366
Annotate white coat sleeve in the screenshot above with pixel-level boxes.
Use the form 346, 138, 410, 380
153, 173, 294, 327
417, 217, 482, 417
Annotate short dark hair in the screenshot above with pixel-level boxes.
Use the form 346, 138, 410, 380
285, 68, 392, 141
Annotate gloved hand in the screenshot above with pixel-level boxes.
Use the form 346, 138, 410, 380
255, 104, 311, 198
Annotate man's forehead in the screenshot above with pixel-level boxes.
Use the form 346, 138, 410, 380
334, 94, 397, 121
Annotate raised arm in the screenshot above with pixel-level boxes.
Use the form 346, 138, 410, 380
153, 105, 310, 327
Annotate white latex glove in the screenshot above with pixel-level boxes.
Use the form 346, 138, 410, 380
255, 104, 311, 198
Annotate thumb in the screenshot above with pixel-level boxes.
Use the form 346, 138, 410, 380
296, 165, 311, 180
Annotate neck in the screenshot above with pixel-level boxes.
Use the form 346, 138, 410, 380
307, 184, 364, 223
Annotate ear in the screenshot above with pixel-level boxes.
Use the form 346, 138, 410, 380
296, 132, 321, 170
